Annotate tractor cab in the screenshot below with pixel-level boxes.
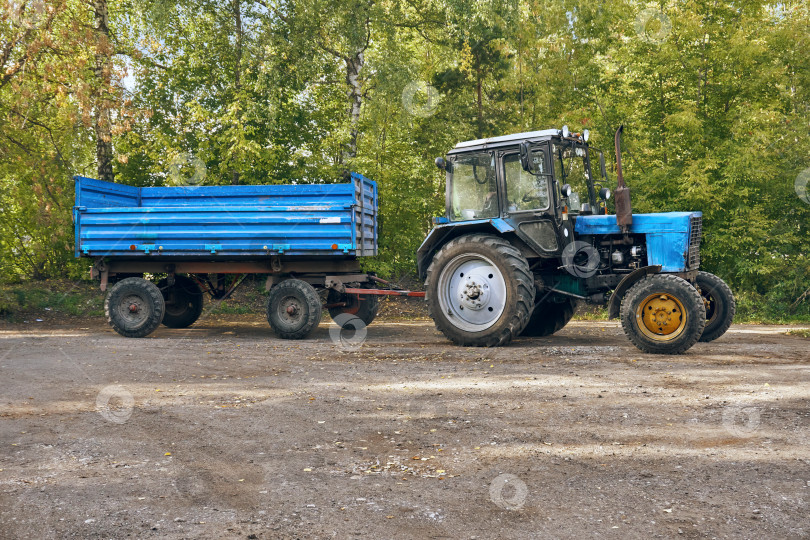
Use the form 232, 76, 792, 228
435, 127, 612, 258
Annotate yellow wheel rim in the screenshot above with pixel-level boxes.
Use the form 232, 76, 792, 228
635, 293, 688, 341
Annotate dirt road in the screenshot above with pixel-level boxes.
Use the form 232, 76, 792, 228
1, 317, 808, 538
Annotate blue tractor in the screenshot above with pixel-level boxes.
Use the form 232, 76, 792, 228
418, 126, 735, 354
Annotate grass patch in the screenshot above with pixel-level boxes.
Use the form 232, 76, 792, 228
572, 304, 609, 321
0, 280, 103, 321
785, 329, 810, 338
207, 303, 254, 315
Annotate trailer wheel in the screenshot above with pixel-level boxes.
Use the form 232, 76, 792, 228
266, 279, 322, 339
158, 276, 204, 329
327, 289, 379, 327
426, 234, 534, 347
521, 298, 577, 337
105, 277, 166, 338
620, 274, 706, 354
696, 271, 736, 342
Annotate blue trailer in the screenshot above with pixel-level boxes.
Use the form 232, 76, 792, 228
74, 173, 422, 339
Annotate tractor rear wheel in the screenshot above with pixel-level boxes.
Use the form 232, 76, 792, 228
521, 298, 577, 337
425, 234, 534, 347
158, 275, 204, 328
695, 271, 736, 342
105, 277, 165, 338
620, 274, 705, 354
266, 279, 322, 339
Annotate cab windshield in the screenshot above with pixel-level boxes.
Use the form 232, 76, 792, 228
552, 142, 593, 211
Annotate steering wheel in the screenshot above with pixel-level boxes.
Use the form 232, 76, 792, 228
522, 193, 543, 203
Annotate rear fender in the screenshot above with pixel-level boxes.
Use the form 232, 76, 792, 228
607, 265, 662, 319
416, 219, 515, 280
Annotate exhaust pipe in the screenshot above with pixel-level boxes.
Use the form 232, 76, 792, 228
613, 125, 633, 232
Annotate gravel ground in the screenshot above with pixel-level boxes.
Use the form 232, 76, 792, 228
0, 316, 809, 539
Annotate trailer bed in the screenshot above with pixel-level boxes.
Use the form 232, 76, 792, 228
73, 173, 378, 259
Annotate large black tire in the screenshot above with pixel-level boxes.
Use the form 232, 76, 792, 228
521, 298, 577, 337
104, 277, 166, 338
266, 279, 322, 339
327, 288, 379, 327
620, 274, 706, 354
425, 234, 535, 347
695, 271, 736, 342
158, 275, 204, 329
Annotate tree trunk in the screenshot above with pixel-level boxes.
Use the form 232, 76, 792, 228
231, 0, 243, 185
476, 68, 483, 138
345, 50, 364, 160
93, 0, 114, 182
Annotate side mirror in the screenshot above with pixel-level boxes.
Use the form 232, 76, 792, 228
561, 184, 572, 197
519, 142, 532, 172
435, 157, 446, 170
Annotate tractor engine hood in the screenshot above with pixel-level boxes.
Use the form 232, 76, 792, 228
575, 212, 703, 272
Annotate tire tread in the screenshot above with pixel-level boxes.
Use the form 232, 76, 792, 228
620, 274, 706, 354
104, 277, 165, 338
696, 271, 736, 342
425, 234, 534, 347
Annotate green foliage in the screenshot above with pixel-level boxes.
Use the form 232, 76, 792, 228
0, 280, 103, 320
1, 0, 809, 319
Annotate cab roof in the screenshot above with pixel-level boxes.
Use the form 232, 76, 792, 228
449, 129, 561, 155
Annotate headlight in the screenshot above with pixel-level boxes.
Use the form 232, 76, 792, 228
583, 129, 590, 142
561, 183, 572, 197
599, 187, 611, 200
562, 125, 570, 138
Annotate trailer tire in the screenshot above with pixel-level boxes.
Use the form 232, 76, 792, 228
521, 298, 577, 337
425, 234, 534, 347
158, 276, 204, 329
327, 289, 379, 327
620, 274, 705, 354
266, 279, 322, 339
696, 271, 736, 342
105, 277, 165, 338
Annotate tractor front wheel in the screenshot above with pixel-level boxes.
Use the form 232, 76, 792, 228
695, 271, 736, 342
426, 234, 534, 347
620, 274, 705, 354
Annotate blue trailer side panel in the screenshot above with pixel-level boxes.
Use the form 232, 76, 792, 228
74, 173, 378, 259
574, 212, 702, 272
